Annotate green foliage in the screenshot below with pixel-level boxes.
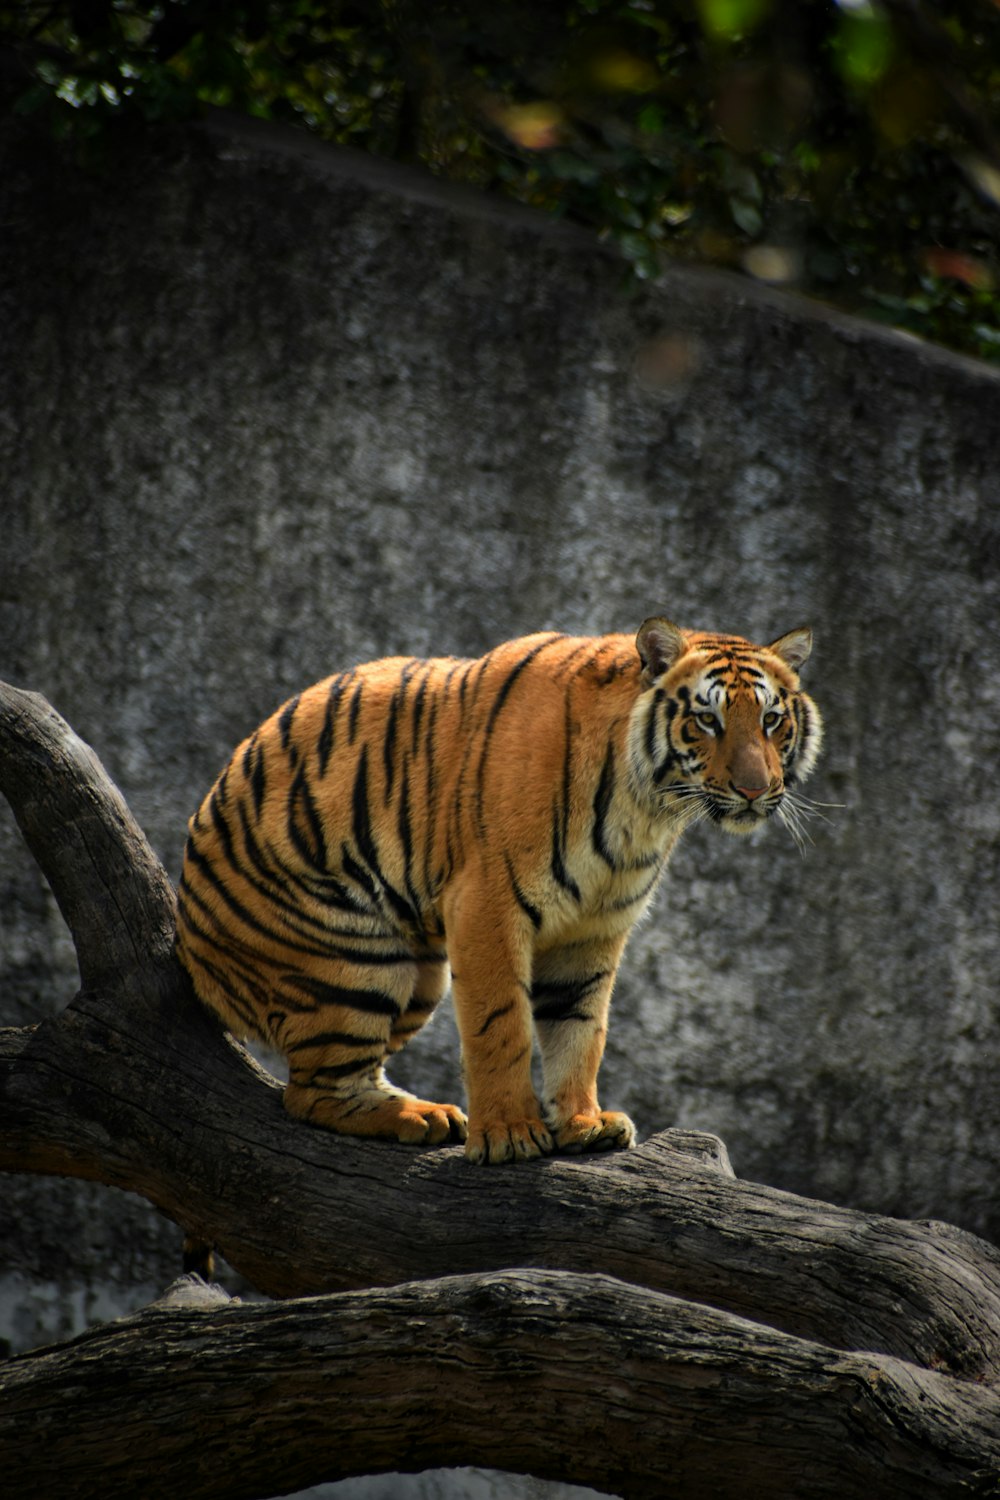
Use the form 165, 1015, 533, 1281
3, 0, 1000, 362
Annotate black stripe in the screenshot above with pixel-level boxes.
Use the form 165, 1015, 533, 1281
384, 690, 401, 802
286, 1029, 388, 1051
551, 802, 581, 901
793, 694, 808, 748
644, 687, 666, 767
350, 746, 378, 868
403, 994, 440, 1015
653, 698, 680, 785
504, 852, 542, 931
317, 673, 351, 777
561, 691, 575, 823
288, 765, 328, 872
592, 744, 618, 869
465, 651, 494, 712
396, 761, 426, 920
318, 941, 416, 966
422, 696, 440, 899
341, 843, 380, 904
456, 661, 472, 714
348, 681, 364, 742
476, 1002, 515, 1036
410, 667, 430, 752
383, 662, 422, 801
607, 866, 663, 912
442, 831, 457, 889
784, 696, 807, 783
323, 1093, 384, 1117
279, 974, 403, 1017
294, 875, 373, 916
485, 640, 558, 737
442, 658, 468, 699
350, 748, 421, 927
599, 652, 632, 684
246, 741, 265, 818
208, 784, 237, 861
305, 1057, 384, 1080
241, 732, 258, 781
474, 638, 563, 835
278, 694, 300, 751
549, 694, 581, 900
531, 972, 606, 1023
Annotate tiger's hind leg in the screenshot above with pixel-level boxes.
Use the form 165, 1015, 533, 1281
532, 937, 636, 1154
274, 956, 466, 1146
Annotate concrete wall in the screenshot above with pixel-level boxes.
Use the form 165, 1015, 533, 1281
2, 111, 999, 1363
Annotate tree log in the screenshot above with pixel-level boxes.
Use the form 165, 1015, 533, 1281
3, 1270, 1000, 1500
2, 678, 1000, 1497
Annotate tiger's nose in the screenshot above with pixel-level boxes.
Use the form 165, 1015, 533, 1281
735, 784, 769, 801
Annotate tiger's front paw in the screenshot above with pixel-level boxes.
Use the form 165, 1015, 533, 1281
552, 1109, 636, 1154
465, 1116, 554, 1165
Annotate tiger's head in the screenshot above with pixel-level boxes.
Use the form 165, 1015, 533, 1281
633, 615, 824, 842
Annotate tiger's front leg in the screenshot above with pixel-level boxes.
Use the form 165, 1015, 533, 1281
532, 936, 636, 1154
446, 881, 553, 1165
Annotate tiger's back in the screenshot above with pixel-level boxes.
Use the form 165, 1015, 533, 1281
176, 619, 823, 1163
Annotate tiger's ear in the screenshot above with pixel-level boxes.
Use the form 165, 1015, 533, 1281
636, 616, 687, 685
767, 627, 813, 672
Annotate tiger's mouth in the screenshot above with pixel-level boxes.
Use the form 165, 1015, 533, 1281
714, 792, 782, 835
659, 782, 783, 833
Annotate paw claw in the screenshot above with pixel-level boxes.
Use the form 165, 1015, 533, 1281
465, 1117, 554, 1165
423, 1103, 469, 1145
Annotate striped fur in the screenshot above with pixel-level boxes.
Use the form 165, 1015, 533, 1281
175, 617, 823, 1164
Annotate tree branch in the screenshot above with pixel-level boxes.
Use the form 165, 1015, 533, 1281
0, 682, 177, 988
2, 1270, 999, 1500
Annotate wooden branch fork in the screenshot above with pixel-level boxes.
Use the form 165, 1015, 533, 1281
2, 679, 1000, 1499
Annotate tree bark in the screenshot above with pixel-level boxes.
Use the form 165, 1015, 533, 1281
2, 678, 1000, 1497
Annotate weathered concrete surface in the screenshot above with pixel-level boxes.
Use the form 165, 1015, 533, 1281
1, 110, 999, 1356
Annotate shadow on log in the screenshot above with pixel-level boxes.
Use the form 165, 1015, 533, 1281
2, 679, 1000, 1498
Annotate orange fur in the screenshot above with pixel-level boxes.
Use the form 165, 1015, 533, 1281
175, 620, 823, 1163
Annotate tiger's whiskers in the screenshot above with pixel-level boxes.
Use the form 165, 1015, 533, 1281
661, 783, 712, 827
778, 788, 843, 853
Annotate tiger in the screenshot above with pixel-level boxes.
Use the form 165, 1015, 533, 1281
175, 617, 823, 1165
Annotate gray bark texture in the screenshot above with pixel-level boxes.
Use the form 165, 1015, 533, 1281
1, 107, 999, 1358
2, 680, 1000, 1499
